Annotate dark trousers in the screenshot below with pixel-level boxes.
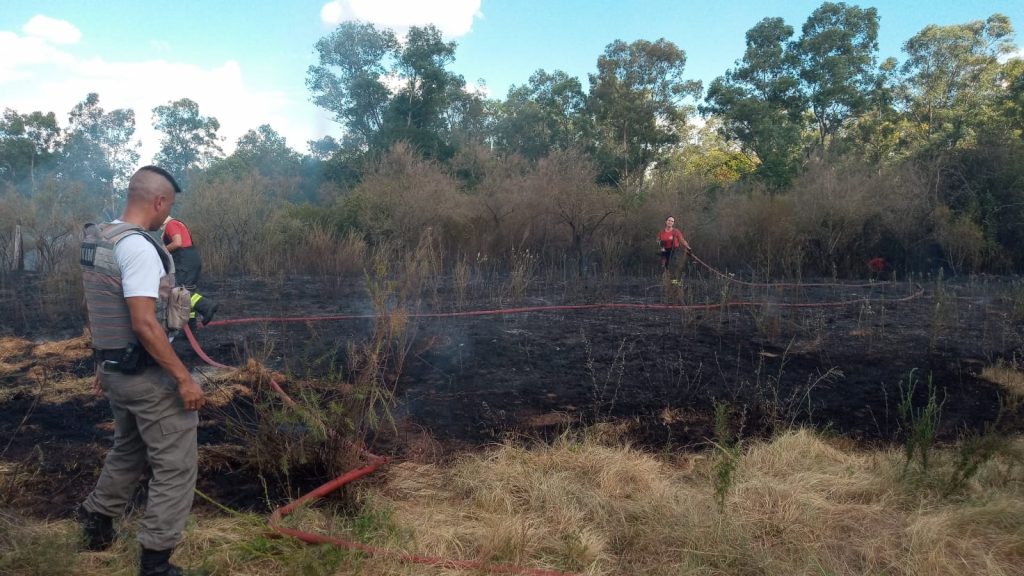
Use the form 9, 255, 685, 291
172, 247, 202, 290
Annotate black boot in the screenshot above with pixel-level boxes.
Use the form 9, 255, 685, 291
192, 295, 219, 326
77, 504, 115, 551
139, 547, 183, 576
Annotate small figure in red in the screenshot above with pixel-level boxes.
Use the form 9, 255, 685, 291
868, 257, 887, 276
657, 216, 691, 271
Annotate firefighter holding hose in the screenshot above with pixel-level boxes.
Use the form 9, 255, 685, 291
162, 215, 218, 330
658, 216, 691, 272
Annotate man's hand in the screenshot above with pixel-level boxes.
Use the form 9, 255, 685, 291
177, 377, 205, 411
92, 372, 103, 397
126, 296, 204, 410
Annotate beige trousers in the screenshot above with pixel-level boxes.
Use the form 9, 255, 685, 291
83, 363, 198, 551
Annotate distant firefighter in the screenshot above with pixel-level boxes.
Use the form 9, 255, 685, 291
657, 216, 691, 271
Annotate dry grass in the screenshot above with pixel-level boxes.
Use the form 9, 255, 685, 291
0, 334, 94, 404
981, 361, 1024, 399
0, 336, 33, 378
3, 428, 1023, 575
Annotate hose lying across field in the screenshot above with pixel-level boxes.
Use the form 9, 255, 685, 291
184, 255, 923, 575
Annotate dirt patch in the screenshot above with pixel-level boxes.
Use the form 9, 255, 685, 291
2, 273, 1023, 519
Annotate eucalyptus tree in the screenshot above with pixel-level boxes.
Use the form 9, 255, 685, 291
494, 69, 589, 160
308, 22, 397, 153
588, 38, 701, 187
61, 93, 140, 214
232, 124, 301, 179
152, 98, 223, 179
1000, 57, 1024, 139
899, 13, 1016, 151
0, 109, 61, 193
792, 2, 879, 147
703, 17, 805, 187
308, 22, 474, 160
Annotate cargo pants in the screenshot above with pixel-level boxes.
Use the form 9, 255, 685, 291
82, 363, 198, 551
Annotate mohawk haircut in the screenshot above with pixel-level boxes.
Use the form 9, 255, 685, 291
138, 165, 182, 194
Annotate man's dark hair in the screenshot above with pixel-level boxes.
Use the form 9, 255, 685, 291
138, 165, 182, 194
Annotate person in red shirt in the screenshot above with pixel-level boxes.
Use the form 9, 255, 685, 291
163, 216, 218, 327
657, 216, 691, 271
867, 256, 888, 280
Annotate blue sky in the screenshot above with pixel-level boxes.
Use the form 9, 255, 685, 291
2, 1, 1022, 162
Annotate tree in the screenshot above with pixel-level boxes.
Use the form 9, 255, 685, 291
669, 118, 758, 186
588, 38, 701, 186
848, 57, 913, 164
307, 21, 397, 152
441, 80, 491, 151
60, 93, 140, 215
702, 17, 805, 187
533, 149, 618, 276
0, 109, 60, 193
899, 14, 1016, 151
204, 124, 304, 200
233, 124, 301, 178
308, 22, 480, 161
308, 135, 341, 161
152, 98, 223, 178
494, 69, 589, 160
998, 57, 1024, 139
792, 2, 879, 147
381, 25, 465, 157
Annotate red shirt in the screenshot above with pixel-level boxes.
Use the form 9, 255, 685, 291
163, 219, 193, 248
658, 228, 685, 249
868, 257, 886, 273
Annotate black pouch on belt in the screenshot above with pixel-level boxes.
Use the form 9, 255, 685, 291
118, 343, 150, 374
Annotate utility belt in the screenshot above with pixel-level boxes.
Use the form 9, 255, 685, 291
94, 344, 154, 374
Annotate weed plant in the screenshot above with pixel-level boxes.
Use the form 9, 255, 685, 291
711, 401, 741, 512
584, 329, 631, 421
897, 369, 945, 473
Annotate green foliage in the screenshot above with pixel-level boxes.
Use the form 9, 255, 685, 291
60, 93, 140, 215
493, 69, 590, 160
307, 22, 481, 160
0, 108, 60, 194
152, 98, 223, 179
900, 14, 1015, 152
793, 2, 880, 146
702, 17, 804, 188
588, 37, 701, 187
897, 369, 945, 472
0, 513, 82, 576
711, 401, 741, 512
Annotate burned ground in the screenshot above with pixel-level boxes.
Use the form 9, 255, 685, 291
2, 270, 1023, 518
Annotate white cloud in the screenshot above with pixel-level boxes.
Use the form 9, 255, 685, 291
1, 19, 337, 164
23, 14, 81, 45
0, 30, 75, 82
320, 0, 481, 37
1001, 47, 1024, 63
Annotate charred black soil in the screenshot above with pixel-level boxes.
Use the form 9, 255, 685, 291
2, 271, 1023, 518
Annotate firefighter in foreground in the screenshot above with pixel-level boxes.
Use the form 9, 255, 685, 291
78, 166, 205, 576
162, 215, 218, 329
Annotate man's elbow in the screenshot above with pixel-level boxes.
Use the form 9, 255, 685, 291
130, 319, 152, 337
129, 314, 161, 338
